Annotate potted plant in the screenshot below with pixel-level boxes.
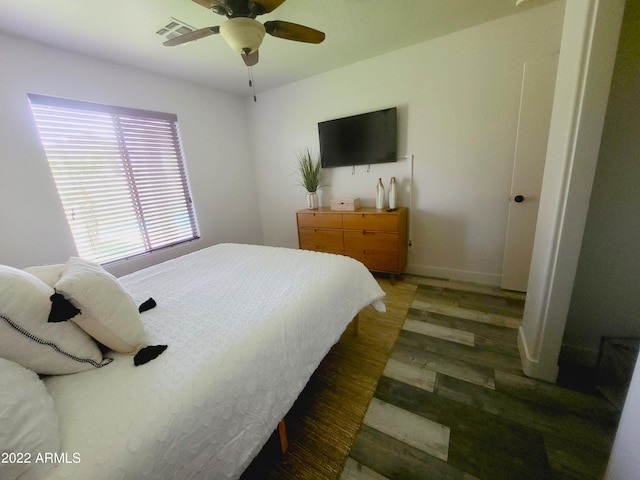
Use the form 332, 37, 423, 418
296, 147, 324, 209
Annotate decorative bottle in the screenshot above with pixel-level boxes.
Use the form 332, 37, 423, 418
376, 178, 385, 210
388, 177, 397, 210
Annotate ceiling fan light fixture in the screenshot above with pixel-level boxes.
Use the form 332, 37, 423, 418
220, 17, 266, 55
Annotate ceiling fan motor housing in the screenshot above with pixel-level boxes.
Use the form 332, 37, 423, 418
220, 17, 266, 54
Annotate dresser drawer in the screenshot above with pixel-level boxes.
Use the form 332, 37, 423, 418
298, 228, 344, 254
343, 230, 398, 253
347, 251, 399, 273
344, 231, 399, 272
297, 212, 343, 229
342, 213, 398, 231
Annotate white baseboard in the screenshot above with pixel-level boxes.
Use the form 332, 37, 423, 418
518, 326, 559, 383
404, 263, 502, 287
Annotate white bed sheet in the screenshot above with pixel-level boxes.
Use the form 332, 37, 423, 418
43, 243, 386, 480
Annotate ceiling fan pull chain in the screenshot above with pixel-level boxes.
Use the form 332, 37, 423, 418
248, 66, 257, 102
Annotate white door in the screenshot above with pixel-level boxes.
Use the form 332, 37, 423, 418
501, 56, 559, 292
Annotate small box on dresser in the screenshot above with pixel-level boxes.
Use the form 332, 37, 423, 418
330, 198, 361, 211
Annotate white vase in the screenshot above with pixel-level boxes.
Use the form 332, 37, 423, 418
389, 176, 397, 210
307, 191, 318, 209
376, 178, 385, 210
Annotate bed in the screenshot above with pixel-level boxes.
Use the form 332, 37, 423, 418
0, 243, 386, 480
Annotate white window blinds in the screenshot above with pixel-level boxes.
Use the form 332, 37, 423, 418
28, 94, 199, 264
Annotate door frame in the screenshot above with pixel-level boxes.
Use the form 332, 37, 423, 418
517, 0, 626, 382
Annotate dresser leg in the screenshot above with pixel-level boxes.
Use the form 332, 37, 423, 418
352, 314, 360, 336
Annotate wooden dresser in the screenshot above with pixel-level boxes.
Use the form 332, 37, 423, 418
296, 207, 408, 276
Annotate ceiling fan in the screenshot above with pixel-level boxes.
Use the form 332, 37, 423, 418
163, 0, 326, 67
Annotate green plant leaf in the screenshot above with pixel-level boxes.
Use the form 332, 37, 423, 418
296, 147, 325, 192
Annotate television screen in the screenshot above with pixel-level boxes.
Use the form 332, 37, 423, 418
318, 107, 397, 168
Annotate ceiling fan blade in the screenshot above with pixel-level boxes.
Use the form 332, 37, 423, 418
250, 0, 286, 15
163, 26, 220, 46
264, 21, 325, 44
242, 50, 259, 67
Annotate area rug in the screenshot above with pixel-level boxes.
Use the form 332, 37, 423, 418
241, 277, 417, 479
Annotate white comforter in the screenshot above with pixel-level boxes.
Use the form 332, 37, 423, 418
43, 243, 386, 480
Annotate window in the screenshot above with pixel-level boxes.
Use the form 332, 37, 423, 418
28, 94, 199, 264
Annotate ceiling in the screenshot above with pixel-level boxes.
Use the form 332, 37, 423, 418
0, 0, 557, 97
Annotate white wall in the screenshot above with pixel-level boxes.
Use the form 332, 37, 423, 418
562, 0, 640, 366
606, 348, 640, 478
246, 1, 564, 286
575, 2, 640, 472
0, 33, 263, 276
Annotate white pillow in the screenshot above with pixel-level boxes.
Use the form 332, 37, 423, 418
0, 265, 108, 375
24, 264, 65, 288
55, 257, 148, 354
0, 358, 60, 480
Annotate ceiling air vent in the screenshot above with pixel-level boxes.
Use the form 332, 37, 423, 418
156, 18, 196, 41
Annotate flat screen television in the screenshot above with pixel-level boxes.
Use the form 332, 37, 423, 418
318, 107, 397, 168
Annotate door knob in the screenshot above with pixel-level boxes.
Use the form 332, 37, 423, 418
514, 195, 525, 203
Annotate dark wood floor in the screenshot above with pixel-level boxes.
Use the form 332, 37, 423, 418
341, 277, 620, 480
